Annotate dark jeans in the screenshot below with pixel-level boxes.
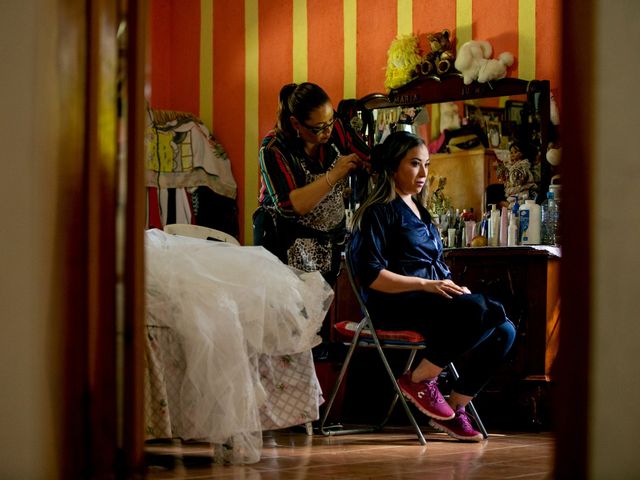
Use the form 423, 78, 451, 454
369, 292, 516, 397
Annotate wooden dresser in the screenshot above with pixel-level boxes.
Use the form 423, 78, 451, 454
444, 246, 561, 381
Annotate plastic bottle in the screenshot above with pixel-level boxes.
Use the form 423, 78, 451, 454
549, 184, 561, 204
548, 184, 561, 245
488, 204, 500, 246
480, 210, 489, 241
443, 208, 453, 232
541, 191, 559, 245
519, 199, 541, 244
464, 220, 476, 247
499, 206, 509, 246
508, 198, 520, 246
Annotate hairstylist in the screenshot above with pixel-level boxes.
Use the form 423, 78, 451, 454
254, 82, 370, 286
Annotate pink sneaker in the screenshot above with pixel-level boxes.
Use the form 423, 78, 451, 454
429, 407, 484, 442
397, 373, 455, 421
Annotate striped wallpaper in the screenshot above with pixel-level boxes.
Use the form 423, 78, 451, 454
149, 0, 561, 243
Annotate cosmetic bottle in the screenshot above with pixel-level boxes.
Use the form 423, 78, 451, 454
519, 199, 541, 244
488, 204, 500, 246
499, 206, 509, 246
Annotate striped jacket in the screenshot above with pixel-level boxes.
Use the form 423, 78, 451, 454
257, 117, 370, 219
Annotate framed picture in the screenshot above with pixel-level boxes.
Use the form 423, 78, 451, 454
464, 104, 504, 148
503, 100, 527, 139
486, 119, 502, 148
505, 100, 526, 124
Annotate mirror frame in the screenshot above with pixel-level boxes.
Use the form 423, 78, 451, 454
348, 73, 552, 202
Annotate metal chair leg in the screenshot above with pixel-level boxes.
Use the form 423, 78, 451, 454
319, 330, 362, 435
332, 243, 427, 444
446, 362, 489, 439
319, 333, 427, 444
319, 322, 383, 437
376, 349, 419, 430
371, 335, 426, 445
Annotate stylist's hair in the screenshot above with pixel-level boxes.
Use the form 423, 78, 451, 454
275, 82, 330, 139
352, 131, 428, 230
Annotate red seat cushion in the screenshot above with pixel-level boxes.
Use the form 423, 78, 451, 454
334, 320, 425, 344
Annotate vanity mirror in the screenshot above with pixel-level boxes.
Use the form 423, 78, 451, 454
343, 74, 552, 217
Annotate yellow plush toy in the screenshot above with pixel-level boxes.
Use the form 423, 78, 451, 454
384, 34, 423, 90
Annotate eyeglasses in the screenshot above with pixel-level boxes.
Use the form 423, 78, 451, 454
300, 117, 335, 135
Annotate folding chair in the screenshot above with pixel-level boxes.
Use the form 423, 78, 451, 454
318, 243, 488, 444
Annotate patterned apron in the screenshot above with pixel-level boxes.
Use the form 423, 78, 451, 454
286, 153, 347, 277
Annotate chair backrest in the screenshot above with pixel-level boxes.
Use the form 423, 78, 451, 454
343, 241, 374, 323
164, 223, 240, 246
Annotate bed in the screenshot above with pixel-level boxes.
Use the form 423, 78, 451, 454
143, 229, 332, 464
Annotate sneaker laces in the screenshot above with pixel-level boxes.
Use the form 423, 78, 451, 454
456, 408, 476, 429
422, 379, 446, 404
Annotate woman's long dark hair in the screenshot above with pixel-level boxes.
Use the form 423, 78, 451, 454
275, 82, 330, 139
351, 131, 427, 230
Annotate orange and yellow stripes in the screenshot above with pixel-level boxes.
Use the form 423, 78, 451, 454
149, 0, 561, 243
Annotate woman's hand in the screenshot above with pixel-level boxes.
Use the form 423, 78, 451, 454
369, 270, 472, 297
423, 279, 471, 299
328, 153, 363, 183
290, 153, 363, 215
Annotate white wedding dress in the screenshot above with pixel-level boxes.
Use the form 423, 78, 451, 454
144, 229, 333, 463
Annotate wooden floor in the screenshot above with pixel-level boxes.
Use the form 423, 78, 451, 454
145, 427, 554, 479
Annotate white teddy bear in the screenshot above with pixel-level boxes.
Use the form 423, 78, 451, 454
454, 40, 515, 85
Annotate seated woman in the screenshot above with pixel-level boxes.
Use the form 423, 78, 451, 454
349, 131, 516, 441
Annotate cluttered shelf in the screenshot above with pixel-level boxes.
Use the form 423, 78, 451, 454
353, 73, 554, 202
360, 74, 549, 108
387, 73, 549, 107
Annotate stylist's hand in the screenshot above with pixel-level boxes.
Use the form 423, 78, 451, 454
424, 279, 471, 299
329, 153, 363, 181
